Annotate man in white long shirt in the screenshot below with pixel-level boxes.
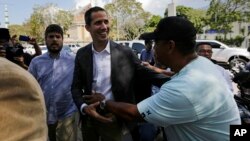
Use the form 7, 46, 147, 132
196, 42, 234, 93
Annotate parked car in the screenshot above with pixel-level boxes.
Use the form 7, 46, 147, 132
196, 40, 250, 71
115, 40, 145, 58
39, 45, 73, 54
66, 43, 81, 53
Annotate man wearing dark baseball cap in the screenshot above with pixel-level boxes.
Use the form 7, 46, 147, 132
0, 28, 11, 57
84, 16, 241, 141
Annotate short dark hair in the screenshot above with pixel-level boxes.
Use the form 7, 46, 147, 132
85, 6, 106, 25
142, 16, 197, 55
196, 42, 212, 51
145, 40, 152, 45
44, 24, 63, 38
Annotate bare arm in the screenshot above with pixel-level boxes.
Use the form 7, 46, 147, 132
28, 38, 42, 56
106, 100, 145, 122
84, 100, 145, 123
141, 61, 174, 76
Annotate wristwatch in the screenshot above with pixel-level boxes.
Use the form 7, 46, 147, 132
100, 99, 106, 110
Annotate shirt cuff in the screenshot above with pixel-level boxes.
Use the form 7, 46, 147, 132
80, 103, 88, 115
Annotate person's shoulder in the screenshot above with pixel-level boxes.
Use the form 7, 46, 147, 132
0, 58, 35, 81
140, 49, 146, 53
76, 43, 92, 55
110, 40, 133, 52
0, 58, 47, 141
215, 64, 227, 72
0, 58, 19, 71
32, 53, 47, 61
62, 50, 76, 59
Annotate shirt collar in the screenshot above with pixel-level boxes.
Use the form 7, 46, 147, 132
92, 41, 110, 54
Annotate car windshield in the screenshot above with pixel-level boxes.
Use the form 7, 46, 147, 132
132, 43, 145, 53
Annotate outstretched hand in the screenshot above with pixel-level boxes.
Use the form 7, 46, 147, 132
84, 101, 113, 123
83, 92, 105, 105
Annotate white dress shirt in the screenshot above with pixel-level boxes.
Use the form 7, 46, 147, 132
81, 41, 113, 113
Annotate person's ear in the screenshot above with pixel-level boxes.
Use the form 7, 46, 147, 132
85, 25, 90, 32
166, 40, 175, 54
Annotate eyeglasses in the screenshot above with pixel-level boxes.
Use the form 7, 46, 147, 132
198, 49, 213, 54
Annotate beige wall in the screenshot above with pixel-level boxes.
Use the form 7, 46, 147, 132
65, 4, 92, 45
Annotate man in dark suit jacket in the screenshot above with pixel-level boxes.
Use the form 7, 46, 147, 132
71, 6, 168, 141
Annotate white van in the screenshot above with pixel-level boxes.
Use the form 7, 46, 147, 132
115, 40, 145, 58
196, 39, 250, 70
65, 43, 81, 53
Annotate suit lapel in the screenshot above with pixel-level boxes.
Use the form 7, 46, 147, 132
110, 41, 117, 84
83, 44, 93, 93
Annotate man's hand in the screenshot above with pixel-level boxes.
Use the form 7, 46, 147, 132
83, 92, 105, 105
13, 56, 28, 70
83, 102, 113, 123
28, 37, 37, 46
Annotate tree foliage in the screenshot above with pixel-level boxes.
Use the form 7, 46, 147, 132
54, 10, 74, 33
104, 0, 151, 40
206, 0, 249, 39
143, 15, 162, 32
8, 24, 29, 38
24, 3, 73, 43
25, 7, 45, 43
164, 6, 207, 33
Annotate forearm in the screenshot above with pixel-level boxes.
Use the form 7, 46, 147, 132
33, 43, 42, 56
105, 100, 144, 122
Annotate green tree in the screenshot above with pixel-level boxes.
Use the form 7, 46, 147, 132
105, 0, 151, 40
54, 10, 74, 33
143, 15, 162, 32
164, 6, 207, 33
25, 3, 73, 43
206, 0, 248, 39
8, 24, 30, 38
25, 8, 45, 43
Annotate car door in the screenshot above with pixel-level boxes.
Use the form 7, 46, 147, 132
209, 41, 227, 62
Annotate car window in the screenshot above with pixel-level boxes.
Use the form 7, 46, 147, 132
209, 42, 221, 49
125, 43, 129, 47
132, 43, 145, 53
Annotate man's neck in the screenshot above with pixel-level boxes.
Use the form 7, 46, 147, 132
172, 52, 198, 73
49, 52, 60, 59
93, 40, 108, 52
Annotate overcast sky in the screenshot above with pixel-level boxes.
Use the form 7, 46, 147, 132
0, 0, 209, 25
75, 0, 209, 16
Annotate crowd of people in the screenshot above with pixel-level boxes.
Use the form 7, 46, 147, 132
0, 6, 245, 141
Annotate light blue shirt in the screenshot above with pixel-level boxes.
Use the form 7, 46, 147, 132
137, 56, 241, 141
29, 50, 77, 124
140, 49, 154, 64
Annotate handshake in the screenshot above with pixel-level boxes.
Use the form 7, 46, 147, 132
82, 92, 115, 123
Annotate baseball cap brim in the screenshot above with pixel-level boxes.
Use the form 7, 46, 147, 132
139, 32, 156, 40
